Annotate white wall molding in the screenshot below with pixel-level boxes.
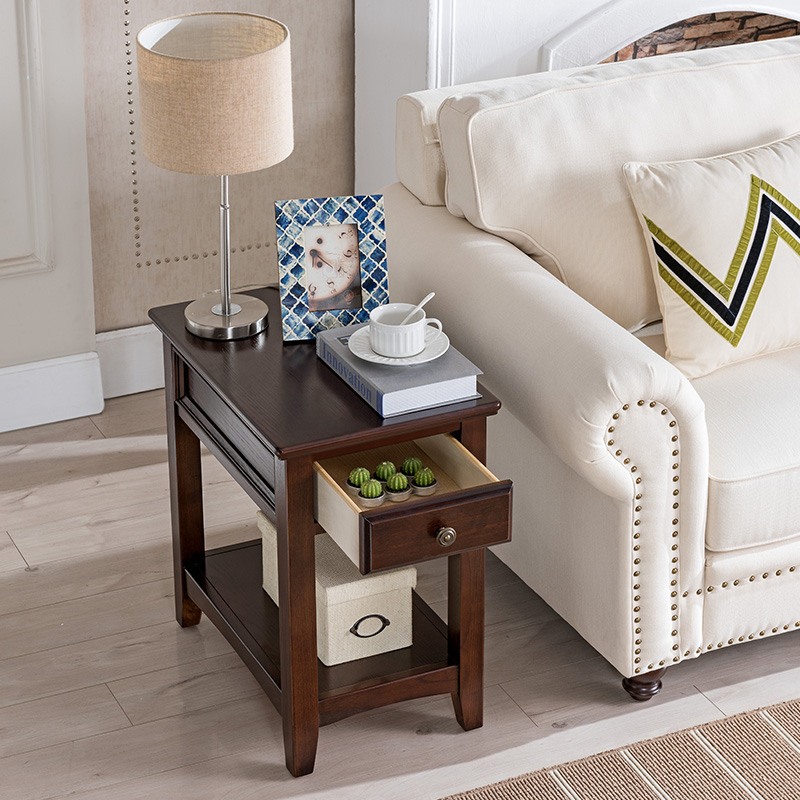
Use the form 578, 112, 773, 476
96, 324, 164, 400
0, 353, 104, 433
541, 0, 800, 70
354, 0, 431, 193
1, 0, 54, 278
1, 0, 97, 369
427, 0, 456, 88
1, 324, 166, 433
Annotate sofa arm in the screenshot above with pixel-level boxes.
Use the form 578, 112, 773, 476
386, 182, 710, 671
385, 182, 707, 503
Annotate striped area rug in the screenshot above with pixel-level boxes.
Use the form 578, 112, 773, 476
441, 698, 800, 800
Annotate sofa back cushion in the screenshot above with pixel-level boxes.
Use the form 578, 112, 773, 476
428, 38, 800, 331
396, 71, 582, 208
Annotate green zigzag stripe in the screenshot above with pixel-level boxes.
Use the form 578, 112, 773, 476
645, 175, 800, 347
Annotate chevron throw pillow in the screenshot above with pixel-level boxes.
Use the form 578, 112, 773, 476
624, 132, 800, 378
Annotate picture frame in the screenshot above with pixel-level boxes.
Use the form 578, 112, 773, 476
274, 194, 389, 341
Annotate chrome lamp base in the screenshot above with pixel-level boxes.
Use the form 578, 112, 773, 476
184, 292, 268, 340
182, 176, 269, 341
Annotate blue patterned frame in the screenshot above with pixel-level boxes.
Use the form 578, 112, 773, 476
274, 194, 388, 341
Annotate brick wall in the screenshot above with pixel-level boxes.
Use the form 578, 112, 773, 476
602, 12, 800, 62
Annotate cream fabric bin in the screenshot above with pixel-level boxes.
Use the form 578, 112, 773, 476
257, 512, 416, 666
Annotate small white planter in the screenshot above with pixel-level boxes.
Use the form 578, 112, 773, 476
385, 486, 412, 502
411, 479, 438, 496
357, 491, 385, 508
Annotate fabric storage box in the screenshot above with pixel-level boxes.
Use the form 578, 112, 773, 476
257, 511, 416, 666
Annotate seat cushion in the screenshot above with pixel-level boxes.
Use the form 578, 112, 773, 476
692, 345, 800, 551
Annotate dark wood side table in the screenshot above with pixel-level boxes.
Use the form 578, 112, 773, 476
150, 287, 512, 777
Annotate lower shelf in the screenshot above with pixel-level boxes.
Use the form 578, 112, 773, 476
185, 539, 457, 721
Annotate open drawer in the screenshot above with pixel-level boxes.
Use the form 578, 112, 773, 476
314, 434, 512, 573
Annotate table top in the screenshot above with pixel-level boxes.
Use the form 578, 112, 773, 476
149, 287, 500, 458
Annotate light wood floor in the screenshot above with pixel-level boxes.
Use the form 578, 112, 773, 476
2, 389, 800, 799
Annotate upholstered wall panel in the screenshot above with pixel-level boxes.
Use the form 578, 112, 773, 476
81, 0, 355, 332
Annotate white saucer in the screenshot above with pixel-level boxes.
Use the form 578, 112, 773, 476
348, 326, 450, 366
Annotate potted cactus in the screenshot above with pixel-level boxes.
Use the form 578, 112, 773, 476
400, 456, 423, 477
385, 471, 412, 502
411, 466, 438, 496
374, 460, 397, 483
346, 466, 372, 496
358, 478, 385, 507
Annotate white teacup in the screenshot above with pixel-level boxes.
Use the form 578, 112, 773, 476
369, 303, 443, 358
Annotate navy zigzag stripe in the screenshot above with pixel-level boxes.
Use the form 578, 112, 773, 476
771, 197, 800, 238
730, 192, 771, 319
655, 191, 800, 329
655, 241, 736, 325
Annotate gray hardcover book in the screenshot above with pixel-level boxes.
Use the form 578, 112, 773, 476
316, 323, 482, 416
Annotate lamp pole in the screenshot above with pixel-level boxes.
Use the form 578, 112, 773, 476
214, 175, 239, 318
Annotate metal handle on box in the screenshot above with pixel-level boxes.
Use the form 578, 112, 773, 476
349, 614, 391, 638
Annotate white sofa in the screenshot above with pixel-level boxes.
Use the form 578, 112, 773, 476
386, 37, 800, 699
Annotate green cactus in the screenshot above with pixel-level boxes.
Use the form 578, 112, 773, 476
374, 461, 397, 481
348, 466, 371, 488
386, 472, 409, 492
401, 456, 423, 476
413, 467, 436, 487
359, 479, 384, 499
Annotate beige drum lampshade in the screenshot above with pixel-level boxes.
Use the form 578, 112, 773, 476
136, 12, 294, 176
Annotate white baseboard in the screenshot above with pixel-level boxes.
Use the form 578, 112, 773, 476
0, 352, 105, 433
96, 324, 164, 399
0, 323, 164, 433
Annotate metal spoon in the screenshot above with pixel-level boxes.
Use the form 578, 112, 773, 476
399, 292, 436, 325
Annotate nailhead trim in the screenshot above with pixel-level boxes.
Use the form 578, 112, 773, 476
607, 400, 682, 673
700, 620, 800, 653
702, 566, 797, 593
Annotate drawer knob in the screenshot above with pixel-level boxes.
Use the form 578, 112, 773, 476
436, 526, 457, 547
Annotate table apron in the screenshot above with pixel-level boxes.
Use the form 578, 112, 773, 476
177, 395, 277, 517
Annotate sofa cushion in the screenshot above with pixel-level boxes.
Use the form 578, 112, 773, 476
691, 345, 800, 552
436, 37, 800, 332
396, 73, 579, 208
624, 132, 800, 379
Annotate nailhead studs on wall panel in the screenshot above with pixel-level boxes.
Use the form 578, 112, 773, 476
124, 0, 141, 266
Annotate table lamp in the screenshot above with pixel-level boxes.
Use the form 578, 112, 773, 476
136, 12, 293, 340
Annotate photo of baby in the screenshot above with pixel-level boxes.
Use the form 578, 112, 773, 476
303, 223, 363, 312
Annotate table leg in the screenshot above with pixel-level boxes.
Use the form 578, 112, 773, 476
163, 341, 203, 628
451, 415, 488, 729
448, 548, 485, 730
275, 457, 319, 777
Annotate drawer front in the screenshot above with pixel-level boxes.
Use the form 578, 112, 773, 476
359, 482, 512, 572
184, 369, 276, 493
